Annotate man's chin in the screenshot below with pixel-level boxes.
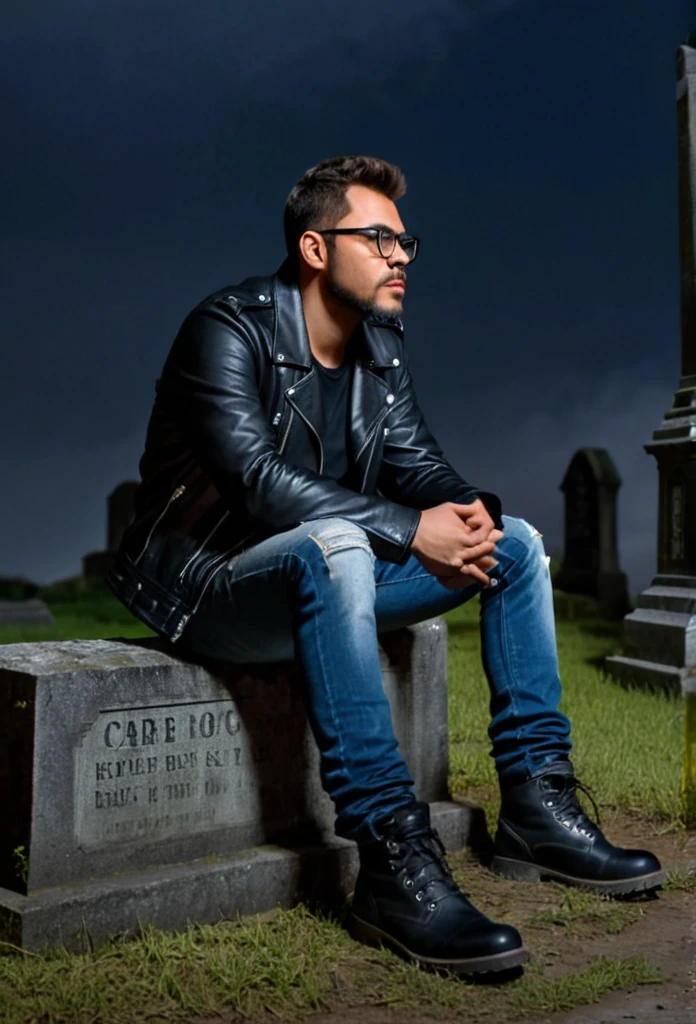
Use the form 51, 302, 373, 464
326, 277, 403, 321
372, 296, 404, 319
372, 286, 405, 317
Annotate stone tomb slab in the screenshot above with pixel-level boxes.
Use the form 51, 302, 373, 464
0, 621, 452, 909
0, 801, 473, 953
0, 598, 54, 628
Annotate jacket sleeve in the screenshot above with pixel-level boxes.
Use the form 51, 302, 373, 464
161, 308, 422, 563
376, 352, 503, 529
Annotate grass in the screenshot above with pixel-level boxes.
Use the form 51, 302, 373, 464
0, 905, 665, 1024
525, 887, 643, 936
0, 578, 154, 645
664, 866, 696, 892
0, 907, 345, 1024
0, 577, 685, 1022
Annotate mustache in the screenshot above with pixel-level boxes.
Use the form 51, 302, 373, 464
382, 273, 407, 285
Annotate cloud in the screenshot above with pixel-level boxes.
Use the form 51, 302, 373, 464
4, 1, 529, 99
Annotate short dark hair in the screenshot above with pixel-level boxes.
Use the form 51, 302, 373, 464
283, 155, 407, 269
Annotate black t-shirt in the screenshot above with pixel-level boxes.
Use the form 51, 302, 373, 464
312, 354, 353, 483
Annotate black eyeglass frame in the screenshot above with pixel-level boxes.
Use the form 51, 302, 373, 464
318, 227, 419, 262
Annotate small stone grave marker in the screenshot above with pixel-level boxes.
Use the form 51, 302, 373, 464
83, 480, 139, 579
0, 598, 54, 629
553, 447, 629, 617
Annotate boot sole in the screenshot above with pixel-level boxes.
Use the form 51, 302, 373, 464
347, 912, 530, 976
490, 856, 666, 895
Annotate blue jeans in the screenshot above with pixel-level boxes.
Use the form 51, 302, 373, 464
178, 514, 571, 840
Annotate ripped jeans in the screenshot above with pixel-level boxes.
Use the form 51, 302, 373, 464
178, 514, 571, 840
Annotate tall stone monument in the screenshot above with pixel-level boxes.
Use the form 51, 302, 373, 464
83, 481, 139, 580
606, 45, 696, 691
553, 448, 629, 617
606, 44, 696, 825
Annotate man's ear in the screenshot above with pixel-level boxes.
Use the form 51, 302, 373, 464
298, 231, 328, 272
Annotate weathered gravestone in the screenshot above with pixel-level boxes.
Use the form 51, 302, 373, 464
0, 578, 55, 629
0, 599, 54, 629
83, 481, 139, 580
604, 43, 696, 822
0, 620, 475, 951
553, 448, 630, 618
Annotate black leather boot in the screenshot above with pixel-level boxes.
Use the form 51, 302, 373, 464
349, 801, 528, 976
492, 761, 665, 895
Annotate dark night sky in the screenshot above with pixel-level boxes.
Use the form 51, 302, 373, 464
2, 1, 692, 593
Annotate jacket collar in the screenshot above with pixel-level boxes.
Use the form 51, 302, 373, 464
269, 258, 402, 370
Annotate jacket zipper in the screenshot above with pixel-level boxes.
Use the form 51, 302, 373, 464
177, 510, 231, 584
277, 407, 294, 455
354, 406, 391, 465
359, 409, 391, 492
170, 530, 257, 643
172, 394, 295, 642
287, 391, 324, 475
133, 485, 186, 565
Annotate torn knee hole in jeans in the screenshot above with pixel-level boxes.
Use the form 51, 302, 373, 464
517, 519, 549, 567
523, 521, 542, 539
307, 530, 374, 577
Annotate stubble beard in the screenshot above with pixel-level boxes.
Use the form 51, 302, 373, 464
326, 263, 403, 321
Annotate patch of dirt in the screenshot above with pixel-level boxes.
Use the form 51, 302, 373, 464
522, 889, 695, 1024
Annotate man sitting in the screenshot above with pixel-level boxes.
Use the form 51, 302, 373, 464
108, 155, 664, 977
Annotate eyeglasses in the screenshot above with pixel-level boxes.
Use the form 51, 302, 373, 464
318, 226, 419, 263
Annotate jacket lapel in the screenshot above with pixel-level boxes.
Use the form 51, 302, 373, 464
348, 326, 391, 475
270, 262, 399, 476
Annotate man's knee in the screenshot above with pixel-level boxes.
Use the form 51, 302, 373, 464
301, 518, 375, 577
499, 515, 550, 567
303, 517, 371, 552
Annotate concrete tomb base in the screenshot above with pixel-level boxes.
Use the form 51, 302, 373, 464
0, 801, 473, 953
605, 574, 696, 691
0, 620, 476, 951
0, 598, 54, 628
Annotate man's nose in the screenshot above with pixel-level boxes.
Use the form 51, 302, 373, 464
388, 244, 410, 268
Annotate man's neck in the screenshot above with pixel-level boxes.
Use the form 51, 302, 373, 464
300, 276, 361, 369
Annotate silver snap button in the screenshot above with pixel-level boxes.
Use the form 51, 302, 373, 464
287, 388, 295, 396
136, 582, 142, 591
392, 358, 400, 366
490, 578, 499, 587
386, 394, 395, 404
258, 294, 266, 301
277, 354, 285, 361
384, 427, 389, 436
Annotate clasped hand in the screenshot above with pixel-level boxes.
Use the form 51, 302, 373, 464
409, 498, 503, 590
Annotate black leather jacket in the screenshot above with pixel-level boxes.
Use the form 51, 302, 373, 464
106, 259, 502, 642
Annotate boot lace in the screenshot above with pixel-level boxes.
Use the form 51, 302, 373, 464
388, 826, 461, 910
547, 775, 602, 834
